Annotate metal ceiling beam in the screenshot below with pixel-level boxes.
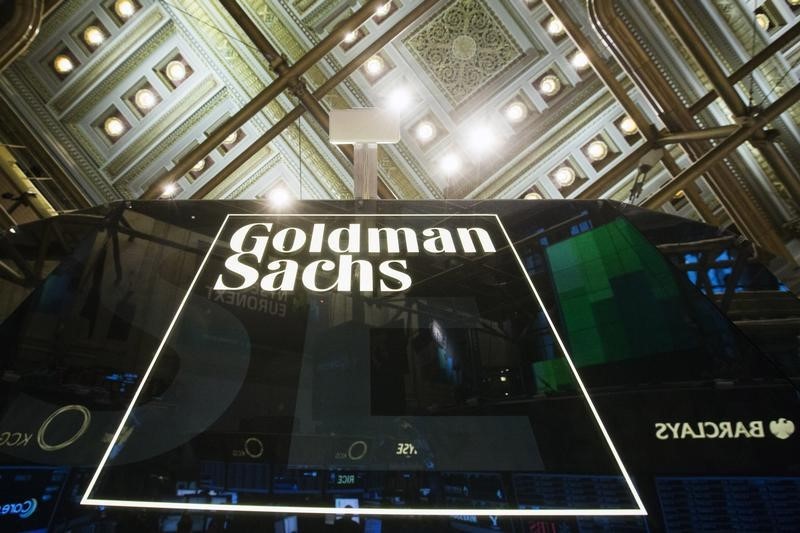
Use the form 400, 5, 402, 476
219, 0, 397, 200
220, 0, 348, 158
544, 0, 712, 221
642, 82, 800, 217
689, 21, 800, 116
589, 0, 789, 257
141, 0, 389, 200
657, 0, 800, 209
657, 126, 740, 144
191, 0, 440, 200
542, 0, 653, 139
657, 0, 748, 117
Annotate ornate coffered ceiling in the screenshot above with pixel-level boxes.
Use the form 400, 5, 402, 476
1, 0, 800, 260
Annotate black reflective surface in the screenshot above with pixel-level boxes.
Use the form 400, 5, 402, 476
0, 200, 798, 532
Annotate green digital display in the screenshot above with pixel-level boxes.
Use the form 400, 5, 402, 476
542, 218, 697, 386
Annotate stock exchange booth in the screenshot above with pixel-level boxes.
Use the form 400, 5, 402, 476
0, 200, 797, 532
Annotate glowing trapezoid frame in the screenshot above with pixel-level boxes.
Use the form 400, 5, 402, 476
81, 213, 647, 517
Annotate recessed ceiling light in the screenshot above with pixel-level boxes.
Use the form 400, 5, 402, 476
524, 192, 543, 200
53, 54, 75, 74
619, 116, 638, 135
343, 31, 358, 44
546, 17, 565, 36
162, 183, 177, 197
554, 166, 576, 187
365, 55, 385, 76
104, 116, 126, 138
223, 131, 239, 146
192, 160, 206, 173
83, 26, 106, 47
539, 74, 561, 96
789, 0, 800, 6
134, 88, 157, 111
165, 60, 187, 83
504, 101, 527, 123
375, 2, 392, 17
440, 153, 461, 175
415, 121, 436, 143
114, 0, 137, 19
755, 12, 770, 30
570, 51, 590, 70
586, 140, 609, 161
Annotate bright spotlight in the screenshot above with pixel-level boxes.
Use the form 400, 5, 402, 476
553, 166, 576, 187
466, 124, 497, 155
365, 56, 385, 76
570, 51, 590, 70
504, 101, 527, 123
375, 2, 392, 17
440, 153, 461, 175
415, 121, 436, 143
269, 187, 291, 207
387, 86, 412, 113
162, 183, 177, 197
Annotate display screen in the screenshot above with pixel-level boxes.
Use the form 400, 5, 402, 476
77, 213, 641, 515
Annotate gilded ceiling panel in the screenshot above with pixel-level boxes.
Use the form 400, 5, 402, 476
403, 0, 524, 106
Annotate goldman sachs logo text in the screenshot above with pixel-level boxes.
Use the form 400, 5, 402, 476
213, 222, 497, 294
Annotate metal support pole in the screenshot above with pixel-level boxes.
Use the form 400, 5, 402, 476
657, 125, 740, 144
353, 143, 378, 200
141, 0, 388, 199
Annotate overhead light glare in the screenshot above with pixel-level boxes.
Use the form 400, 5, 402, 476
546, 17, 565, 36
53, 54, 75, 74
619, 116, 638, 135
165, 60, 187, 83
524, 192, 543, 200
415, 121, 436, 143
83, 26, 106, 47
554, 166, 576, 187
571, 51, 590, 70
269, 187, 291, 207
755, 13, 770, 30
504, 101, 527, 123
134, 88, 157, 111
104, 116, 126, 138
375, 2, 392, 17
466, 124, 498, 155
387, 86, 412, 113
162, 183, 177, 197
114, 0, 137, 19
192, 160, 206, 173
343, 31, 358, 44
586, 140, 609, 161
539, 74, 561, 96
440, 153, 461, 175
365, 55, 385, 76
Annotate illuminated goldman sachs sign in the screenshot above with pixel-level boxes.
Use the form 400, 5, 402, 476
213, 221, 497, 294
82, 212, 646, 518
